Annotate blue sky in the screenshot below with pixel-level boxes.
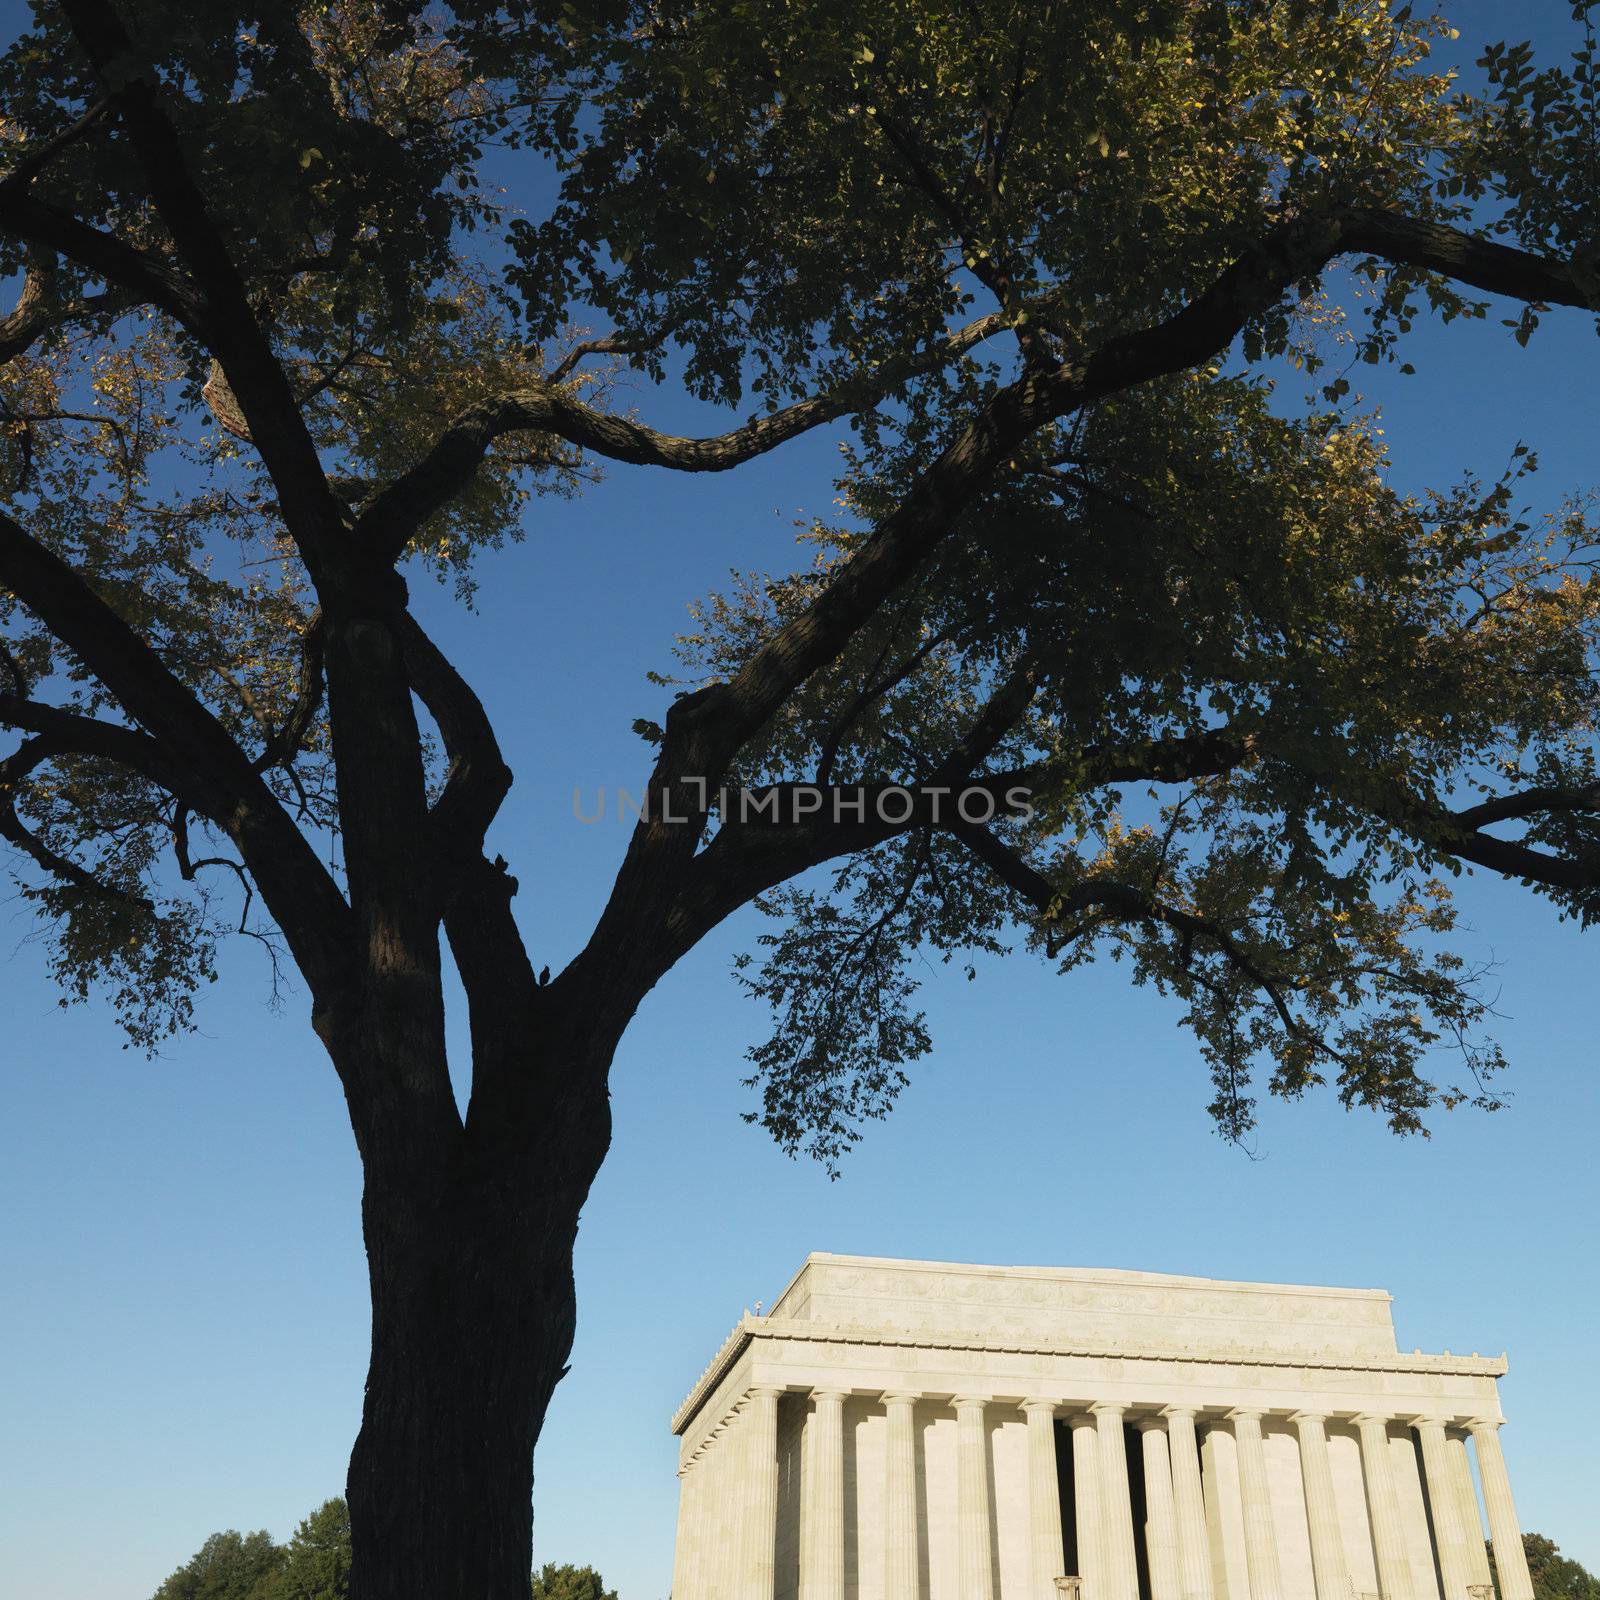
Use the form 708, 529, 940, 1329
2, 4, 1598, 1598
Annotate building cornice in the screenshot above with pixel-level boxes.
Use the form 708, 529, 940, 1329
669, 1315, 1507, 1436
671, 1317, 755, 1435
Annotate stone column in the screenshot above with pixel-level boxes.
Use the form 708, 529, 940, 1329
1136, 1417, 1183, 1600
1414, 1415, 1475, 1599
672, 1461, 698, 1600
1468, 1419, 1535, 1600
739, 1388, 783, 1599
1355, 1413, 1415, 1600
695, 1450, 717, 1600
1229, 1410, 1284, 1600
1022, 1400, 1066, 1600
954, 1396, 997, 1600
1091, 1402, 1140, 1600
1069, 1413, 1103, 1594
697, 1431, 723, 1600
711, 1421, 736, 1600
1292, 1412, 1351, 1600
1446, 1427, 1492, 1590
1161, 1407, 1214, 1600
805, 1390, 847, 1600
882, 1392, 919, 1600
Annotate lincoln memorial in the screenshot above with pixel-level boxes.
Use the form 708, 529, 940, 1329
668, 1253, 1536, 1600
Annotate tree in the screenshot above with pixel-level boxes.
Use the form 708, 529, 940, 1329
529, 1563, 619, 1600
1494, 1534, 1600, 1600
151, 1530, 283, 1600
262, 1499, 351, 1600
242, 1503, 624, 1600
4, 2, 1600, 1596
150, 1499, 621, 1600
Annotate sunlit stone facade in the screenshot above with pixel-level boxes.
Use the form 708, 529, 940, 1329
668, 1253, 1535, 1600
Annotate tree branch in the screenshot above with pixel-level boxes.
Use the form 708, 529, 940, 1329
942, 819, 1305, 1037
667, 207, 1588, 782
0, 94, 113, 189
544, 313, 689, 384
1318, 769, 1600, 897
253, 609, 326, 775
0, 637, 30, 697
0, 734, 155, 909
0, 188, 207, 329
353, 310, 1008, 563
927, 657, 1039, 783
1433, 822, 1600, 893
670, 720, 1256, 965
1450, 781, 1600, 829
54, 0, 352, 586
814, 623, 954, 784
0, 263, 130, 366
1342, 207, 1594, 309
445, 857, 544, 1147
0, 690, 195, 797
1081, 727, 1256, 786
394, 612, 512, 851
0, 508, 351, 983
866, 97, 1049, 361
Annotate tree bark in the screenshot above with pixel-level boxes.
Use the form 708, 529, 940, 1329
343, 1057, 613, 1600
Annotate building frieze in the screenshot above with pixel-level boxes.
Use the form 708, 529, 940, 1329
671, 1313, 1506, 1436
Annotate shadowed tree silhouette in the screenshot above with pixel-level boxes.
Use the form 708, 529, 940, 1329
8, 4, 1600, 1595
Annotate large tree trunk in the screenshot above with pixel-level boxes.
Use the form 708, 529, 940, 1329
344, 1073, 613, 1600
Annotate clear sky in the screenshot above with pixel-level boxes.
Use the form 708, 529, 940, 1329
2, 5, 1597, 1598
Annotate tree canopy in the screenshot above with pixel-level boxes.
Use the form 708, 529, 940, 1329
1516, 1533, 1600, 1600
149, 1500, 620, 1600
3, 1, 1598, 1156
6, 1, 1600, 1593
529, 1563, 619, 1600
150, 1528, 284, 1600
268, 1499, 352, 1600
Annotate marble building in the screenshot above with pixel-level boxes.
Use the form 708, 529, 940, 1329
668, 1254, 1537, 1600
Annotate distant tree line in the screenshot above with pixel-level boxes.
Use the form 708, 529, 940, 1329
150, 1500, 1597, 1600
1496, 1534, 1600, 1600
149, 1500, 617, 1600
151, 1500, 349, 1600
